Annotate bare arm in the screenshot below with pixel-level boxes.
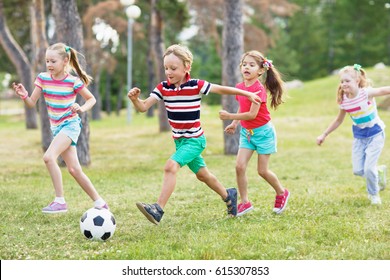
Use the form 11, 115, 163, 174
316, 109, 346, 145
209, 84, 261, 104
127, 87, 158, 113
71, 87, 96, 113
218, 107, 239, 135
219, 102, 260, 121
367, 86, 390, 98
12, 83, 41, 108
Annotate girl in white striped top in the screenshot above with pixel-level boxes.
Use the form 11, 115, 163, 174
317, 64, 390, 204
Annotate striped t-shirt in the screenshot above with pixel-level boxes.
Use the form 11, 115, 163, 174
151, 78, 211, 139
35, 72, 84, 127
339, 88, 384, 138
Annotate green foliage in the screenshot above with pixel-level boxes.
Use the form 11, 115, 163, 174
1, 67, 390, 260
267, 31, 300, 81
190, 40, 222, 105
287, 0, 390, 80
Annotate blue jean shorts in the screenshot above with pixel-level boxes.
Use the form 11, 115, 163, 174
51, 118, 82, 146
171, 135, 207, 174
239, 122, 277, 154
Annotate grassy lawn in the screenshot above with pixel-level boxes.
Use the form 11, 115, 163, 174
1, 68, 390, 261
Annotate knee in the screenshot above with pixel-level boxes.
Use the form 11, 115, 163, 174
42, 152, 56, 165
196, 169, 214, 183
67, 165, 82, 177
353, 169, 364, 177
164, 160, 179, 175
257, 168, 268, 178
196, 172, 208, 183
235, 163, 246, 175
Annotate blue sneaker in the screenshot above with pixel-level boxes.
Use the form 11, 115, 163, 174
136, 202, 164, 225
224, 188, 237, 217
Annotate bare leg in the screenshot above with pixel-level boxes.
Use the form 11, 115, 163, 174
61, 145, 100, 201
236, 148, 254, 204
42, 133, 72, 197
156, 159, 181, 208
195, 167, 228, 199
257, 154, 284, 195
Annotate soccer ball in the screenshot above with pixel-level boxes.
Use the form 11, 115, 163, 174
80, 207, 116, 241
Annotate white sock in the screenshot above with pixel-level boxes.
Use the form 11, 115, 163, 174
54, 197, 66, 204
94, 198, 106, 208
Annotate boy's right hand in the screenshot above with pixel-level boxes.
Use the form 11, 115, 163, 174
127, 87, 141, 101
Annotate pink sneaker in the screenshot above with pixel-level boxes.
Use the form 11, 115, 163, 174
42, 202, 68, 214
237, 201, 253, 217
273, 189, 290, 214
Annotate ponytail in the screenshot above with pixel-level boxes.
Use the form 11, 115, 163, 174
67, 48, 93, 86
265, 66, 284, 110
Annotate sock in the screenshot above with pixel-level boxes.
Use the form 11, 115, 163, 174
94, 198, 106, 208
54, 197, 66, 204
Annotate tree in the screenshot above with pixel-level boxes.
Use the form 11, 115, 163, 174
221, 0, 244, 155
0, 0, 38, 129
150, 0, 169, 132
30, 0, 51, 151
51, 0, 92, 165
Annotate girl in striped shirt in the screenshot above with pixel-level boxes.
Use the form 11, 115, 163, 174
317, 64, 390, 205
13, 42, 108, 213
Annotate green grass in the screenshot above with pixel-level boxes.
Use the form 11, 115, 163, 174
1, 68, 390, 260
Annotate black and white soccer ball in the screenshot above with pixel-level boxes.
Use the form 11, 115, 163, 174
80, 207, 116, 241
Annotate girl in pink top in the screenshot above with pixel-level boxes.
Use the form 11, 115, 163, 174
12, 43, 108, 213
219, 50, 290, 216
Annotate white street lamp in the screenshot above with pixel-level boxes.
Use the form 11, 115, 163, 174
120, 0, 141, 123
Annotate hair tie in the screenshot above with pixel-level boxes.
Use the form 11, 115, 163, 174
65, 46, 71, 53
353, 64, 362, 72
263, 57, 273, 70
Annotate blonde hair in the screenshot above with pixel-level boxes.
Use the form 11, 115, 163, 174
47, 42, 93, 86
336, 65, 371, 104
240, 50, 284, 110
163, 44, 193, 72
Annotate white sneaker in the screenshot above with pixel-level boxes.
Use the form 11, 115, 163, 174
368, 194, 382, 205
378, 165, 386, 191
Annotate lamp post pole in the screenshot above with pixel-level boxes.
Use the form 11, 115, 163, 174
120, 0, 141, 123
126, 17, 133, 123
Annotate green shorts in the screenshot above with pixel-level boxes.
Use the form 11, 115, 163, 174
171, 135, 207, 174
239, 122, 277, 154
51, 118, 82, 146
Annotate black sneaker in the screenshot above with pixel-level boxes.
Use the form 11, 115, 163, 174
136, 202, 164, 225
224, 188, 237, 217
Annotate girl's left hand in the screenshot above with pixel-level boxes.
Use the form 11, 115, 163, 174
70, 103, 83, 113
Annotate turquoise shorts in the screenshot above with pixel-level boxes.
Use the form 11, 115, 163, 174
171, 135, 207, 174
51, 118, 82, 146
239, 122, 277, 154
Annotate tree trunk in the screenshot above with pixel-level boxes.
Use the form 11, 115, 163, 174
221, 0, 243, 155
150, 0, 169, 132
51, 0, 91, 166
146, 34, 155, 118
0, 0, 37, 129
30, 0, 52, 152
